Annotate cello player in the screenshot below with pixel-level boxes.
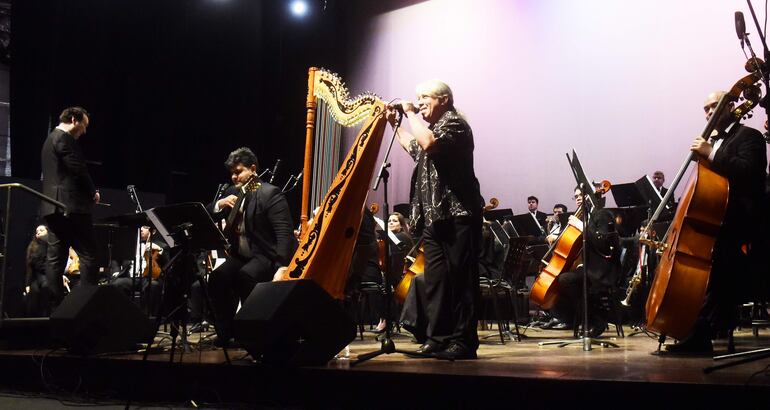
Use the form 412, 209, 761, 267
665, 91, 767, 354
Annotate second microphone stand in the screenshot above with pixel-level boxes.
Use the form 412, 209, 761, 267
352, 115, 430, 365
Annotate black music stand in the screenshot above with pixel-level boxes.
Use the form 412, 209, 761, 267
539, 150, 618, 350
143, 202, 230, 363
510, 213, 544, 239
485, 208, 513, 223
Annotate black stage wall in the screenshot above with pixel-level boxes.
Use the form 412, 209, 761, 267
10, 0, 351, 223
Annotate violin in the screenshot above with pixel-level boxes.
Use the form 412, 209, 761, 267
142, 244, 162, 279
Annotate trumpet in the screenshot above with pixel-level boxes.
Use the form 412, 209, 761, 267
621, 262, 644, 307
620, 231, 651, 307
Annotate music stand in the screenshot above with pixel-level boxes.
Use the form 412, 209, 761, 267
142, 202, 230, 363
509, 213, 544, 239
484, 208, 513, 223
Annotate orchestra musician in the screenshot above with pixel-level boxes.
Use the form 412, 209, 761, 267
387, 79, 484, 360
24, 225, 50, 316
546, 187, 621, 336
208, 147, 295, 347
651, 171, 667, 196
110, 225, 167, 314
527, 196, 547, 235
664, 91, 767, 354
40, 106, 101, 310
545, 203, 568, 245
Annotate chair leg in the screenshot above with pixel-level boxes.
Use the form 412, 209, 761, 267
489, 284, 506, 344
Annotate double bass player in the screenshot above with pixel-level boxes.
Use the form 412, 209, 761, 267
664, 91, 767, 354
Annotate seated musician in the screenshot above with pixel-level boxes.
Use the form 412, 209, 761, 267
527, 196, 548, 236
545, 187, 621, 336
345, 207, 387, 333
111, 225, 167, 314
208, 147, 295, 347
385, 212, 414, 287
544, 203, 568, 245
663, 90, 766, 354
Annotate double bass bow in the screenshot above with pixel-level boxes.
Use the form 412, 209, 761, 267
530, 181, 610, 310
641, 68, 764, 341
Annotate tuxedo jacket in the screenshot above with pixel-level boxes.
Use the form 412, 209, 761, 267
208, 182, 295, 270
711, 124, 767, 240
40, 128, 97, 216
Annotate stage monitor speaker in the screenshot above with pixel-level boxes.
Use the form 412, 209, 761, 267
50, 285, 155, 355
233, 279, 356, 366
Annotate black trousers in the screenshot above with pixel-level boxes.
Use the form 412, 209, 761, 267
422, 215, 482, 350
44, 213, 98, 308
25, 274, 50, 317
551, 269, 607, 328
208, 254, 273, 340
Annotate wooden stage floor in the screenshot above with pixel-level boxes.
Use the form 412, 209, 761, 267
2, 324, 770, 408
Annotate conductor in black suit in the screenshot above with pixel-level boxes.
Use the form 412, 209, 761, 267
207, 147, 295, 346
40, 107, 100, 309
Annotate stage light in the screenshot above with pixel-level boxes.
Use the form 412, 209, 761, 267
289, 0, 308, 17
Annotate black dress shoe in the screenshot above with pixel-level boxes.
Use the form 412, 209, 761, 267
540, 318, 567, 329
434, 342, 477, 360
416, 341, 442, 354
663, 337, 713, 356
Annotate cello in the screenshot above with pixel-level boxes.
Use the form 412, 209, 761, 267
394, 198, 499, 303
643, 69, 763, 341
530, 181, 610, 310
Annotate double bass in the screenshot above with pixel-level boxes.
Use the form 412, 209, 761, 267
530, 181, 610, 310
643, 69, 763, 341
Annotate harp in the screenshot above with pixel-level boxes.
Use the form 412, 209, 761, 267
280, 67, 388, 299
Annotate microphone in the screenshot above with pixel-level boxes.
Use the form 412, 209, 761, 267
735, 11, 746, 49
269, 159, 282, 184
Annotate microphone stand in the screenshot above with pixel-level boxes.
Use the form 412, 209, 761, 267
744, 0, 770, 135
705, 1, 770, 372
352, 113, 431, 365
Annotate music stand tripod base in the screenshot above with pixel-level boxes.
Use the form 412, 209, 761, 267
538, 337, 619, 349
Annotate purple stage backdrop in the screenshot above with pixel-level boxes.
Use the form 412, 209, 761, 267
344, 0, 769, 215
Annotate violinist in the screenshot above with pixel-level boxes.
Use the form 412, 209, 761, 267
664, 91, 767, 354
111, 225, 167, 313
544, 187, 621, 336
208, 147, 295, 348
387, 79, 484, 360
